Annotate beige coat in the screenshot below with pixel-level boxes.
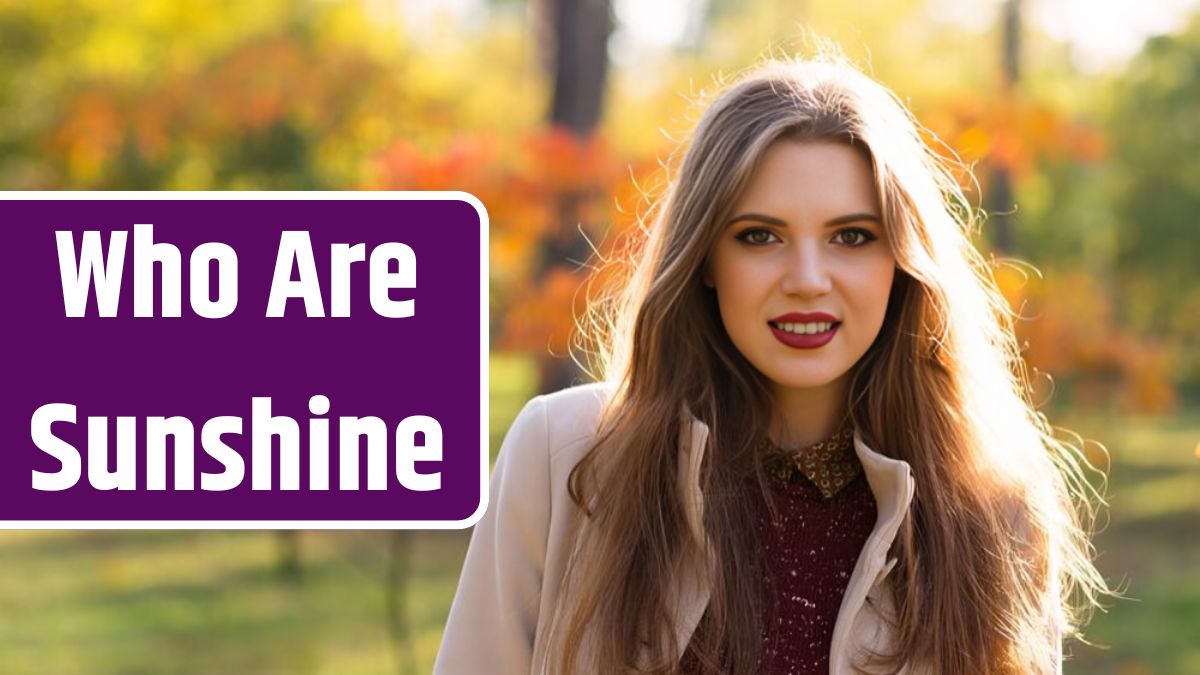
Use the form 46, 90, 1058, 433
435, 383, 1060, 674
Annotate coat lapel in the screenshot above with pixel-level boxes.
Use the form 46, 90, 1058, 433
665, 412, 916, 672
665, 408, 714, 662
827, 433, 915, 673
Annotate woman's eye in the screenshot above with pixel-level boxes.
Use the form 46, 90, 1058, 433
835, 228, 876, 247
736, 229, 778, 245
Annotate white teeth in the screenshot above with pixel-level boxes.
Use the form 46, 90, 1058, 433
774, 321, 834, 335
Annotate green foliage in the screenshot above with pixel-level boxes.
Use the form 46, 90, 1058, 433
1104, 14, 1200, 381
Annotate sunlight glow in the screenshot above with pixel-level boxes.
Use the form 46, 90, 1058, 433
925, 0, 1200, 73
614, 0, 696, 48
1031, 0, 1200, 72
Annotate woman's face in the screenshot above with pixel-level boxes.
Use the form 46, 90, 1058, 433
705, 139, 896, 395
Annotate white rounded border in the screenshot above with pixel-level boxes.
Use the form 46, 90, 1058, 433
0, 191, 490, 530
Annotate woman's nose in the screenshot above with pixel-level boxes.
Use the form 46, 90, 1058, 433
779, 241, 833, 297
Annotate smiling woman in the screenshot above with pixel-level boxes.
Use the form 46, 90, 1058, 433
436, 52, 1112, 675
705, 141, 897, 449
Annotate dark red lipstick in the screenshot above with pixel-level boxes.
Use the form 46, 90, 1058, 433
768, 312, 841, 349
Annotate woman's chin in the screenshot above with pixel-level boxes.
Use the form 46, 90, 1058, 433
763, 371, 848, 393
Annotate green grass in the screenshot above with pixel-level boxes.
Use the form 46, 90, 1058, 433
488, 352, 539, 463
0, 358, 1195, 674
0, 529, 472, 674
1052, 409, 1200, 675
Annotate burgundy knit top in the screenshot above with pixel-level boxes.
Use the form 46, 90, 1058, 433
680, 424, 878, 674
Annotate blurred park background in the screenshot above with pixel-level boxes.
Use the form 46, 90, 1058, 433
1, 0, 1198, 672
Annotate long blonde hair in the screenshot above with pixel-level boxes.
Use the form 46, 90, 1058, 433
553, 54, 1110, 674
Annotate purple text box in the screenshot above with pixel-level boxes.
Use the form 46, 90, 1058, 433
0, 192, 488, 528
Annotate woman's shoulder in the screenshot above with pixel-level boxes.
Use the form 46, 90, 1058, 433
511, 380, 618, 461
535, 379, 617, 411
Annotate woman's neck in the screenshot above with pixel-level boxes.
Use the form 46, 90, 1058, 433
767, 374, 851, 449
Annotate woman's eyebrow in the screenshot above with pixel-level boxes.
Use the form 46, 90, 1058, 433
826, 213, 882, 226
724, 212, 882, 228
724, 213, 787, 228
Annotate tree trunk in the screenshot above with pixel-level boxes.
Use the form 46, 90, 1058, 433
539, 0, 613, 136
533, 0, 613, 393
386, 531, 415, 675
988, 0, 1021, 254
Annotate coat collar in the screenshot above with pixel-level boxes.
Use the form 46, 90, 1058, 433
667, 405, 916, 667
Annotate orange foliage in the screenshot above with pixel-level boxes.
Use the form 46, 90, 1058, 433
996, 265, 1177, 413
50, 88, 123, 181
498, 267, 588, 356
371, 125, 666, 364
922, 93, 1107, 188
46, 34, 383, 185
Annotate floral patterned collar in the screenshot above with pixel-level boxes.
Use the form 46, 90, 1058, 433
759, 422, 861, 499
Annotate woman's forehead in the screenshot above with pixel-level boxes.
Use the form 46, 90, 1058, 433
733, 140, 881, 218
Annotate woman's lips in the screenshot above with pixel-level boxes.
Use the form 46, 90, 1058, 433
768, 321, 840, 349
